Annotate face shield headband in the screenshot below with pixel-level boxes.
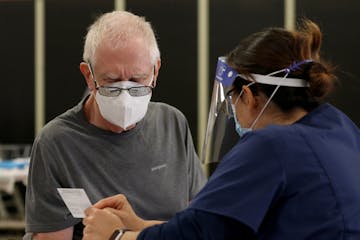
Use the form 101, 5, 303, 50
234, 59, 313, 131
215, 56, 312, 88
216, 56, 312, 123
201, 57, 312, 165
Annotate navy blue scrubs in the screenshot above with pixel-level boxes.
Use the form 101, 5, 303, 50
138, 103, 360, 239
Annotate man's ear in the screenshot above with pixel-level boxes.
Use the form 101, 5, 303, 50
152, 59, 161, 88
80, 62, 96, 90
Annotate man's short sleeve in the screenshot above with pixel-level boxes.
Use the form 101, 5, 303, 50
25, 138, 80, 233
184, 123, 207, 199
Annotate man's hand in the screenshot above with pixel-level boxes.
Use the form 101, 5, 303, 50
83, 207, 124, 240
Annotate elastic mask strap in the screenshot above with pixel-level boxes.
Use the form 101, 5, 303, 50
247, 60, 312, 129
249, 71, 289, 129
234, 82, 255, 106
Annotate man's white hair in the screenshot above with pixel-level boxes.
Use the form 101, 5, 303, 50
83, 11, 160, 65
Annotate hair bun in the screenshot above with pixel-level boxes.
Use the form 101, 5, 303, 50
308, 61, 337, 99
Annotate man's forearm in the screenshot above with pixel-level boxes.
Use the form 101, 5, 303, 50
121, 231, 140, 240
32, 226, 74, 240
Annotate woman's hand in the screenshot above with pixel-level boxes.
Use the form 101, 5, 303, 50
83, 194, 164, 239
92, 194, 147, 231
82, 207, 124, 240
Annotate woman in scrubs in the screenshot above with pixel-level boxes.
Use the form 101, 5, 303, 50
83, 19, 360, 240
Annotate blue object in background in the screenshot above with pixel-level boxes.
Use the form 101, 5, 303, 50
0, 160, 29, 169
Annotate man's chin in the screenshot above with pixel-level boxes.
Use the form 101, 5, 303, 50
107, 122, 136, 133
124, 124, 136, 131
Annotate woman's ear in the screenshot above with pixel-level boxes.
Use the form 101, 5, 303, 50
241, 85, 257, 109
80, 62, 96, 91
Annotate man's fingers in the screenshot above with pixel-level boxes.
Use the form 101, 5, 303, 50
83, 207, 96, 226
84, 206, 95, 216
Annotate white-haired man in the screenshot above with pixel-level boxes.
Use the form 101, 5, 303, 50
24, 10, 206, 240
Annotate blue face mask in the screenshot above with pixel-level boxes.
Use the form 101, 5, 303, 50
230, 92, 252, 138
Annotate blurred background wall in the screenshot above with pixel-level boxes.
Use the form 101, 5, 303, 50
1, 0, 359, 153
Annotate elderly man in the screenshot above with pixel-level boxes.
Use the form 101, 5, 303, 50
24, 10, 206, 240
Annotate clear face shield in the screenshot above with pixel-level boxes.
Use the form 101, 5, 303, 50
201, 57, 312, 175
201, 57, 239, 172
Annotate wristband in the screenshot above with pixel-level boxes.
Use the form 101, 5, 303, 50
109, 229, 128, 240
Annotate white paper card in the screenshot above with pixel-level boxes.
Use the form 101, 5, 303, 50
57, 188, 92, 218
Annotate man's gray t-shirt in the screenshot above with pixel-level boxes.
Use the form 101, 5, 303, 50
25, 100, 206, 239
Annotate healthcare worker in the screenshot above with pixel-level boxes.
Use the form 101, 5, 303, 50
82, 19, 360, 240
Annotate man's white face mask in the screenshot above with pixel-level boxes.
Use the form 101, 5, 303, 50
95, 81, 152, 129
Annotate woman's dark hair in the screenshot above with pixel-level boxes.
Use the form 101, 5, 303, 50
227, 19, 337, 112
